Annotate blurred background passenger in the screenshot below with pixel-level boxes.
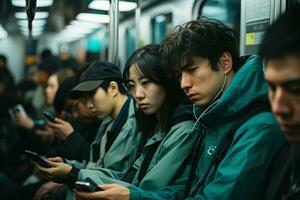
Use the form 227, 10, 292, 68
259, 4, 300, 200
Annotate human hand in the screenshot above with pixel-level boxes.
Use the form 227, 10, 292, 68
13, 112, 34, 130
47, 156, 64, 163
48, 118, 74, 141
34, 160, 72, 182
74, 184, 130, 200
35, 126, 55, 143
33, 181, 64, 200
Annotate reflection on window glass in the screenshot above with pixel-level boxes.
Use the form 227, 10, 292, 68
199, 0, 240, 34
151, 13, 172, 44
125, 26, 135, 60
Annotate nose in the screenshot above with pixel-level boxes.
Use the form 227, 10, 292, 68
134, 85, 145, 101
180, 72, 192, 91
271, 88, 292, 118
85, 99, 94, 110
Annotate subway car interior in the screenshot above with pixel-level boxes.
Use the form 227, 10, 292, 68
0, 0, 300, 199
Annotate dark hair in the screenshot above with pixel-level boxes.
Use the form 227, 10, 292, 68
0, 54, 7, 64
53, 76, 77, 113
41, 49, 53, 60
259, 4, 300, 62
63, 57, 80, 73
161, 17, 240, 72
123, 44, 184, 136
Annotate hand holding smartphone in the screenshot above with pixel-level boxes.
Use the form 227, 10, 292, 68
43, 111, 56, 122
74, 181, 103, 192
24, 150, 51, 168
9, 104, 27, 119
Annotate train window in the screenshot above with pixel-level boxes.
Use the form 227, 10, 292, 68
151, 13, 173, 44
125, 26, 136, 59
198, 0, 240, 35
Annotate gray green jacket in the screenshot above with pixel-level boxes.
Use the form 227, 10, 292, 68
66, 97, 140, 181
67, 106, 199, 200
128, 55, 286, 199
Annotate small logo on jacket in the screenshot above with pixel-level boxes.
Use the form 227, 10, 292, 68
207, 145, 216, 156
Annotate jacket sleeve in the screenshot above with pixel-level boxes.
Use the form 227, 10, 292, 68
129, 165, 189, 200
186, 116, 285, 200
57, 131, 90, 162
65, 158, 85, 169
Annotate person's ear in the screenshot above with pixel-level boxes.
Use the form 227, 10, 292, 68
108, 81, 119, 97
219, 52, 233, 75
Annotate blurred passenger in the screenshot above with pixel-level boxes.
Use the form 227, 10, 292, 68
133, 17, 287, 199
40, 49, 53, 61
30, 56, 62, 118
0, 54, 15, 89
72, 44, 199, 200
33, 77, 100, 200
259, 4, 300, 200
34, 61, 141, 197
50, 76, 100, 160
62, 57, 80, 76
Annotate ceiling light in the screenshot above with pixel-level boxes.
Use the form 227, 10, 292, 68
88, 0, 137, 12
70, 20, 103, 29
11, 0, 53, 7
15, 12, 49, 19
19, 26, 44, 32
18, 19, 47, 27
76, 13, 109, 23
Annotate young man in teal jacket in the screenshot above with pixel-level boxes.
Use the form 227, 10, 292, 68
122, 18, 286, 199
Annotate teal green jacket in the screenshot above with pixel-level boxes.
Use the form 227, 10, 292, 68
66, 98, 141, 180
128, 55, 286, 199
66, 106, 199, 200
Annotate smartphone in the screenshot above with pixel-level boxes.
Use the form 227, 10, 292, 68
34, 119, 46, 129
74, 181, 103, 192
43, 111, 56, 122
8, 104, 27, 118
24, 150, 51, 168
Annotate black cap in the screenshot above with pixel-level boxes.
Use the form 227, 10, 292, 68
70, 61, 122, 99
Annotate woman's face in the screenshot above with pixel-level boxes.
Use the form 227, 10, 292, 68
45, 74, 59, 105
128, 65, 166, 115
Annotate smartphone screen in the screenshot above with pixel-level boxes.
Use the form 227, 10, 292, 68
24, 150, 51, 168
43, 111, 56, 122
74, 181, 103, 192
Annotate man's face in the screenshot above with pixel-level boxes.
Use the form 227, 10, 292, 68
264, 55, 300, 142
179, 57, 224, 106
64, 99, 96, 124
82, 87, 115, 119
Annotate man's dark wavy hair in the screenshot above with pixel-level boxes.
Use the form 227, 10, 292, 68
160, 17, 240, 72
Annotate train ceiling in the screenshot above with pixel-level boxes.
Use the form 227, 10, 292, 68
0, 0, 162, 37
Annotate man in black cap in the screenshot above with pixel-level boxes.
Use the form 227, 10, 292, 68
34, 61, 141, 195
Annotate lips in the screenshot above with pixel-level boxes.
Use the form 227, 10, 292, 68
280, 122, 300, 134
139, 103, 149, 109
186, 93, 198, 101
